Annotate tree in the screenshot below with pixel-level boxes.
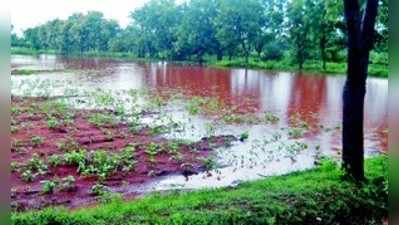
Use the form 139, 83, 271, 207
215, 0, 264, 64
131, 0, 181, 59
342, 0, 379, 181
306, 0, 343, 70
174, 0, 221, 62
286, 0, 312, 70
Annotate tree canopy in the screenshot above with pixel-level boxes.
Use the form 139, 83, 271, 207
12, 0, 388, 68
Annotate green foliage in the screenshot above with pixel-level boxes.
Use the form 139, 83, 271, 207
264, 112, 280, 124
48, 155, 63, 167
239, 131, 249, 142
14, 0, 388, 77
31, 136, 44, 147
90, 183, 109, 196
47, 118, 60, 129
20, 169, 35, 182
59, 176, 77, 192
145, 143, 160, 163
88, 113, 115, 127
41, 180, 58, 194
12, 156, 387, 225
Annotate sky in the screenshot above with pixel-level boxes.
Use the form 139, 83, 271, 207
8, 0, 150, 35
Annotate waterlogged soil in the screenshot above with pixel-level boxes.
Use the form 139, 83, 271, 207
11, 96, 236, 211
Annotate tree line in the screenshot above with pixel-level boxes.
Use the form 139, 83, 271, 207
11, 0, 388, 69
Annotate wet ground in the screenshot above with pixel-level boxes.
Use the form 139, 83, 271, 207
11, 54, 388, 209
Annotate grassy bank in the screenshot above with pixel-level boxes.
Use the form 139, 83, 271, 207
12, 156, 387, 225
212, 58, 388, 78
12, 47, 388, 78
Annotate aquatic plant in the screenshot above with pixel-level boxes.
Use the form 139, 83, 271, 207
264, 112, 280, 124
287, 127, 305, 139
239, 132, 249, 142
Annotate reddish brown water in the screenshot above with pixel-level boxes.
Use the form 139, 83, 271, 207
11, 55, 388, 190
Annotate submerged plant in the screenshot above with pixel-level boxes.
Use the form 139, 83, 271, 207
239, 132, 250, 142
264, 112, 280, 124
287, 127, 306, 139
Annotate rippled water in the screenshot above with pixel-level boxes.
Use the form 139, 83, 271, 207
11, 54, 388, 191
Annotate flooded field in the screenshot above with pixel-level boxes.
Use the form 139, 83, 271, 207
11, 54, 388, 210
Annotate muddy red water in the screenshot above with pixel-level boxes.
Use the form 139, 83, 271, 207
12, 54, 388, 154
11, 54, 388, 209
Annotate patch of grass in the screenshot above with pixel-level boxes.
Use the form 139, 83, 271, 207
212, 57, 388, 78
12, 156, 387, 225
11, 69, 65, 76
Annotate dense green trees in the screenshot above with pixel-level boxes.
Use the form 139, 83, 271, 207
12, 0, 388, 68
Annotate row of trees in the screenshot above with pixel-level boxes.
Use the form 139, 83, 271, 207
12, 0, 388, 68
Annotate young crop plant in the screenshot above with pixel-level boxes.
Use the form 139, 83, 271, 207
168, 141, 180, 155
205, 122, 216, 136
186, 97, 205, 115
57, 138, 81, 152
146, 143, 160, 163
90, 183, 108, 196
288, 127, 306, 139
47, 118, 60, 129
264, 111, 280, 124
21, 169, 36, 182
11, 107, 21, 115
31, 136, 44, 147
41, 179, 58, 194
201, 157, 217, 171
60, 175, 76, 192
25, 153, 48, 175
88, 112, 116, 127
64, 150, 87, 166
118, 145, 137, 172
48, 155, 63, 167
11, 161, 19, 172
239, 131, 249, 142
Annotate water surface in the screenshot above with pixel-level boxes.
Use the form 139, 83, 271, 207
11, 54, 388, 190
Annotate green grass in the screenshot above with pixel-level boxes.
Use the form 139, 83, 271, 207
11, 47, 58, 55
212, 58, 388, 78
11, 69, 67, 75
12, 156, 387, 225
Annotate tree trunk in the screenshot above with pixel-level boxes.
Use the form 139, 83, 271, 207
320, 27, 327, 71
217, 52, 223, 61
342, 0, 378, 181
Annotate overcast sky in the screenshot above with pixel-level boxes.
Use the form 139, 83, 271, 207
9, 0, 150, 35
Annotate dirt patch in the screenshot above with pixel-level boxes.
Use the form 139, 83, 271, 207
11, 96, 237, 211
